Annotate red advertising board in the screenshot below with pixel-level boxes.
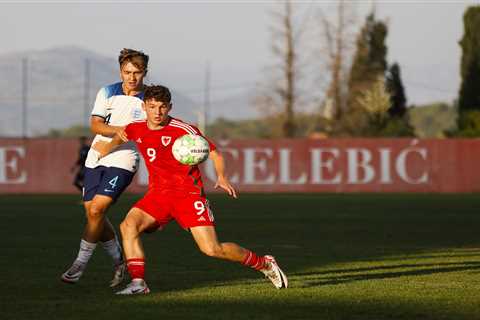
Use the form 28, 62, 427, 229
0, 138, 479, 194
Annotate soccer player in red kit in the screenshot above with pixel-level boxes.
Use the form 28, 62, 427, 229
93, 84, 288, 294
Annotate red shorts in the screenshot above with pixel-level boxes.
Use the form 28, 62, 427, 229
133, 190, 215, 230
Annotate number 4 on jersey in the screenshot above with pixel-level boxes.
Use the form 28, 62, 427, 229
105, 113, 112, 125
109, 176, 119, 189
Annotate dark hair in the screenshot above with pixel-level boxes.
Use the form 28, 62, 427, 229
144, 85, 172, 104
118, 48, 149, 72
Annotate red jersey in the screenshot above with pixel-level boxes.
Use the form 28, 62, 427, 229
125, 117, 216, 194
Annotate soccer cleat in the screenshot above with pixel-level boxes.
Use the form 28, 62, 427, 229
261, 255, 288, 289
110, 262, 126, 288
115, 279, 150, 295
61, 261, 86, 284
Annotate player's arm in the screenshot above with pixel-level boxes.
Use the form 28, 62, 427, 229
90, 116, 127, 140
92, 134, 125, 159
209, 150, 238, 199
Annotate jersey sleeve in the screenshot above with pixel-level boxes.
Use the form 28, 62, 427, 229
125, 123, 138, 142
90, 87, 108, 119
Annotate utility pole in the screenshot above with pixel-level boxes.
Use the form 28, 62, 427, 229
200, 61, 211, 134
84, 58, 91, 129
22, 58, 28, 138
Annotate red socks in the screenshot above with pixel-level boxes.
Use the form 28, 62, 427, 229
128, 253, 265, 280
242, 251, 267, 270
127, 258, 145, 280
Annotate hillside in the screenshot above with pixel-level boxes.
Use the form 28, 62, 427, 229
0, 46, 197, 136
409, 103, 457, 138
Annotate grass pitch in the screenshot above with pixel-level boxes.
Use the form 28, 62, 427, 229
1, 193, 480, 320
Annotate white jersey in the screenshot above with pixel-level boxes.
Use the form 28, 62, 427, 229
85, 82, 146, 172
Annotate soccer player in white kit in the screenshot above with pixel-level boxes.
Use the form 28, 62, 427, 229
61, 49, 148, 287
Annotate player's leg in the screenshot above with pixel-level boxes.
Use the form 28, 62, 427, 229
61, 195, 115, 284
83, 194, 114, 242
120, 208, 158, 259
99, 216, 125, 287
190, 226, 287, 289
91, 167, 135, 286
61, 199, 95, 284
190, 225, 247, 262
175, 196, 250, 263
178, 194, 288, 289
115, 207, 158, 295
84, 195, 126, 287
61, 166, 131, 286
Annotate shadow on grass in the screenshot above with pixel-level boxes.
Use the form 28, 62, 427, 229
296, 261, 480, 288
295, 260, 480, 277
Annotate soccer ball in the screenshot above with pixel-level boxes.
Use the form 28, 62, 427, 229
172, 134, 210, 165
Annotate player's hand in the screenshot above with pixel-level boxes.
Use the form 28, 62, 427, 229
92, 141, 110, 158
214, 176, 238, 199
115, 127, 128, 142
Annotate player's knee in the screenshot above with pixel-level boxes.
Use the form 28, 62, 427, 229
120, 219, 138, 239
88, 204, 105, 221
200, 244, 224, 258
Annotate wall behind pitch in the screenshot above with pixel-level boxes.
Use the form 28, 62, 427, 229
0, 138, 479, 194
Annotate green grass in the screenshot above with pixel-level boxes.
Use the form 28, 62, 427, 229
1, 193, 480, 320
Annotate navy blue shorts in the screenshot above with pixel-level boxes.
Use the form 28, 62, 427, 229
83, 166, 135, 202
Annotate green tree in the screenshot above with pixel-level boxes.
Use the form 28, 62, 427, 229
334, 77, 415, 137
386, 62, 407, 117
347, 13, 388, 112
458, 5, 480, 116
451, 111, 480, 137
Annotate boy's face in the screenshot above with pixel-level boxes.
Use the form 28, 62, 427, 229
120, 62, 146, 92
143, 98, 171, 126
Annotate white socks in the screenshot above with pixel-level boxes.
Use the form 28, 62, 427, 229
76, 239, 97, 265
75, 237, 123, 266
101, 238, 124, 266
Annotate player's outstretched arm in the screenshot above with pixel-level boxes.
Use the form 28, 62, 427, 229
92, 134, 126, 159
209, 150, 238, 199
90, 116, 127, 139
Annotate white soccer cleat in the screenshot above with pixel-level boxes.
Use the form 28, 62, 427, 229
61, 261, 86, 284
261, 255, 288, 289
115, 279, 150, 295
110, 262, 126, 288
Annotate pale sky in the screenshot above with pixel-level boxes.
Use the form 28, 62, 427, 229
0, 0, 478, 112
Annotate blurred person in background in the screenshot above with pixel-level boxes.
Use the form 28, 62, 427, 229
71, 136, 90, 193
61, 48, 148, 288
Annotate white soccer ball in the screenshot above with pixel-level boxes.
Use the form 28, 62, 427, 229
172, 134, 210, 165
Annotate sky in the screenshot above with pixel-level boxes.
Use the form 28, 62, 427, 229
0, 0, 478, 114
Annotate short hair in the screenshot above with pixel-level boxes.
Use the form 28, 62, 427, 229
144, 85, 172, 104
118, 48, 149, 72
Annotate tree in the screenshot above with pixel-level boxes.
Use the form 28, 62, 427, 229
357, 76, 414, 137
386, 62, 407, 117
347, 13, 388, 112
333, 76, 414, 137
458, 6, 480, 115
256, 0, 303, 138
281, 1, 296, 137
318, 0, 357, 120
